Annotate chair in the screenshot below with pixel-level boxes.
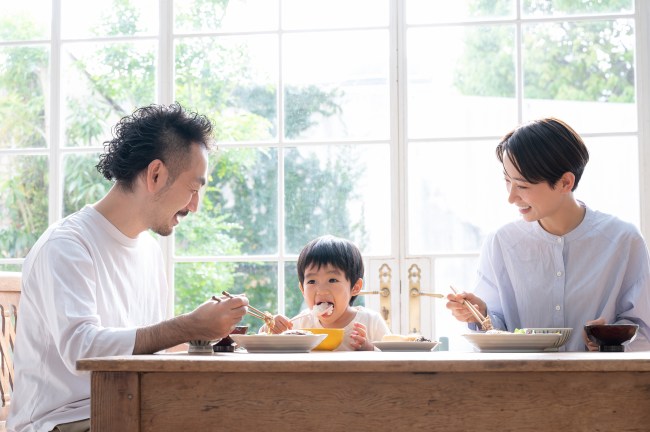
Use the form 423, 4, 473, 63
0, 272, 20, 430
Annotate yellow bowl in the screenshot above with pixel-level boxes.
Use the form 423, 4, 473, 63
301, 328, 344, 351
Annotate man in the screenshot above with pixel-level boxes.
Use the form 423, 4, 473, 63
8, 103, 248, 432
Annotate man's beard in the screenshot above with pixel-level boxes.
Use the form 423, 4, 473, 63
152, 210, 189, 236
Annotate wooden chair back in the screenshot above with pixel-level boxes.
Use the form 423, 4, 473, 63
0, 272, 20, 425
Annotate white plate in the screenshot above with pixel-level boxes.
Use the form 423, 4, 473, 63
462, 332, 563, 352
373, 341, 439, 352
230, 334, 327, 353
523, 328, 573, 349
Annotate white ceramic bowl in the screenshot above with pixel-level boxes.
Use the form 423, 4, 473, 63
524, 328, 572, 349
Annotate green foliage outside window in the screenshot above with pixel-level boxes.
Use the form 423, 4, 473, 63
0, 0, 360, 327
455, 0, 634, 103
3, 0, 634, 327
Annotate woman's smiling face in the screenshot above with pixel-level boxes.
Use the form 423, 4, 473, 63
503, 151, 566, 224
300, 262, 361, 326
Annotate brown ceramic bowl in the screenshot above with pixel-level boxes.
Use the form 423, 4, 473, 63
213, 325, 249, 352
584, 324, 638, 352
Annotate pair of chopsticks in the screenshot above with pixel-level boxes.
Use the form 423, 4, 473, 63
449, 286, 493, 330
220, 291, 274, 325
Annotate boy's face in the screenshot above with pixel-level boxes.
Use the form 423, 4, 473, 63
299, 262, 362, 325
503, 151, 574, 226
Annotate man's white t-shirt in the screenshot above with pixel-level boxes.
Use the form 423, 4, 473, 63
8, 206, 168, 432
287, 306, 390, 350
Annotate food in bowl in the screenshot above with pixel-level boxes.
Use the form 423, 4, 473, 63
485, 329, 512, 334
281, 329, 313, 335
300, 328, 344, 350
382, 333, 431, 342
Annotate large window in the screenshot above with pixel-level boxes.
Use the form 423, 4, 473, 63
1, 0, 647, 343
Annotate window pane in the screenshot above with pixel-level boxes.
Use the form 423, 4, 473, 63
0, 1, 51, 41
283, 30, 390, 141
62, 41, 156, 148
433, 257, 479, 351
175, 261, 278, 333
0, 45, 49, 149
406, 0, 515, 24
407, 25, 516, 138
174, 0, 279, 34
176, 148, 278, 256
408, 140, 512, 254
284, 144, 391, 255
63, 153, 112, 217
284, 261, 306, 318
522, 0, 633, 17
579, 136, 639, 227
522, 19, 635, 132
0, 155, 48, 259
175, 35, 278, 142
282, 0, 388, 30
61, 0, 158, 39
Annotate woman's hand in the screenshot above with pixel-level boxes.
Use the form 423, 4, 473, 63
446, 291, 487, 324
584, 317, 606, 351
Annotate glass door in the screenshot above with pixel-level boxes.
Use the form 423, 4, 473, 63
393, 0, 640, 350
0, 1, 644, 353
168, 0, 641, 345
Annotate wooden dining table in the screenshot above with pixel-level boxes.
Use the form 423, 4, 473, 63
76, 350, 650, 431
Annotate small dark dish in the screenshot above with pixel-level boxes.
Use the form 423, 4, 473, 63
584, 324, 639, 352
213, 325, 249, 352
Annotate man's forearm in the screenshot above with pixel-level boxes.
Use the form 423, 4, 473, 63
133, 314, 193, 354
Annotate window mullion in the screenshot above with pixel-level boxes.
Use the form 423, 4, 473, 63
159, 0, 175, 318
49, 0, 62, 224
636, 0, 650, 237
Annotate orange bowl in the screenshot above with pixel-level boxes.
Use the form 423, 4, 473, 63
301, 328, 344, 351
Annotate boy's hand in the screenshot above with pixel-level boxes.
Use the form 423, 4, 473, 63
261, 314, 292, 334
350, 322, 373, 351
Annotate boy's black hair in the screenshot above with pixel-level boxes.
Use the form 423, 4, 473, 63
297, 235, 364, 306
496, 117, 589, 191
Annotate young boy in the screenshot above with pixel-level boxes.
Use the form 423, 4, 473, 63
264, 235, 390, 350
446, 117, 650, 351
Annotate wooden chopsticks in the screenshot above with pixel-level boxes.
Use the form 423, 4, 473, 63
221, 291, 275, 327
450, 286, 493, 331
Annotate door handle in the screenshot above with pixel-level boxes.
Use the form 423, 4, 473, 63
358, 263, 392, 326
358, 287, 390, 297
408, 264, 420, 333
410, 289, 444, 298
408, 264, 445, 332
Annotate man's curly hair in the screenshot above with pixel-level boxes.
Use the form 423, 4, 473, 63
96, 103, 213, 190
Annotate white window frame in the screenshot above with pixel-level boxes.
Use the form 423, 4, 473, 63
0, 1, 648, 332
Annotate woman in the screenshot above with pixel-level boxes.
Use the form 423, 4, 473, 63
447, 117, 650, 352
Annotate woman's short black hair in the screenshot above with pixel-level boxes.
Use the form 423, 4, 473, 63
496, 117, 589, 191
96, 102, 213, 190
297, 235, 364, 306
